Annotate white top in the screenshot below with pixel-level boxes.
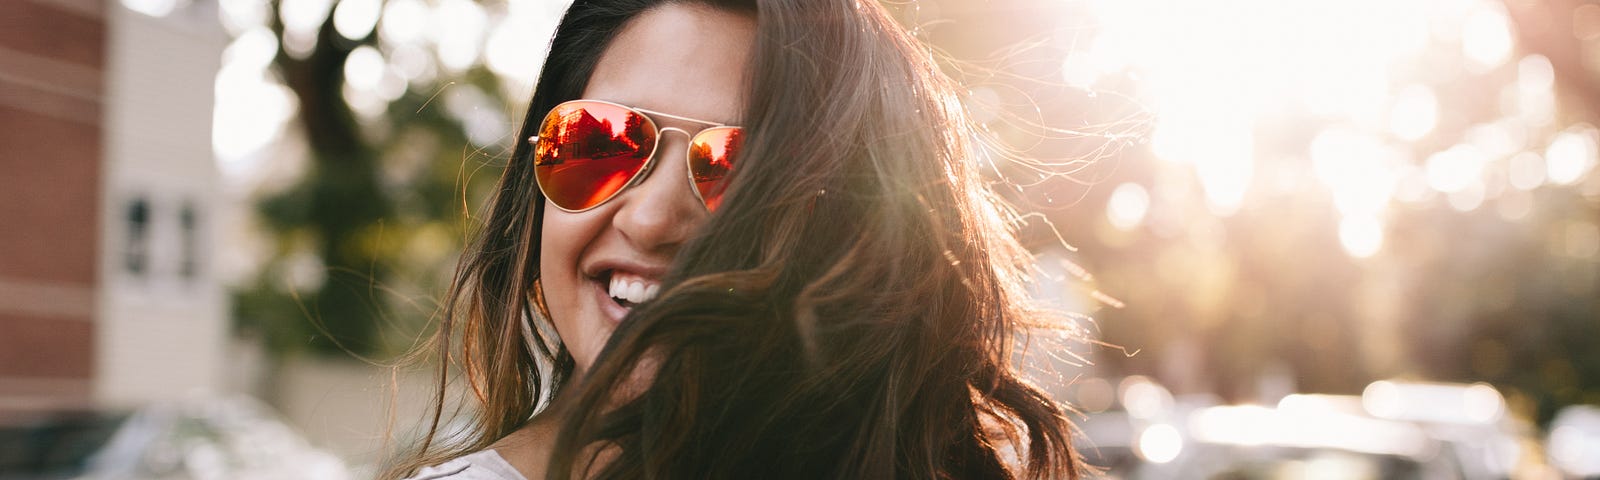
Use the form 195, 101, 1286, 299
401, 450, 530, 480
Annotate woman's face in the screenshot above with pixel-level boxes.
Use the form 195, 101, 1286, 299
540, 4, 756, 372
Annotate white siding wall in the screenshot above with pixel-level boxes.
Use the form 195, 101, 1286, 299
95, 2, 228, 407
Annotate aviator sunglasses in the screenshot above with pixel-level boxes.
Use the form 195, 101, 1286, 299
529, 99, 744, 212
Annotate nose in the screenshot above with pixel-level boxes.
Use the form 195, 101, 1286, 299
610, 130, 707, 254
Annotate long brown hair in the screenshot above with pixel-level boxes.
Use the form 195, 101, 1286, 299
384, 0, 1081, 478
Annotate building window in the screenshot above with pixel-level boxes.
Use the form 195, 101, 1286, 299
125, 197, 150, 275
179, 202, 199, 280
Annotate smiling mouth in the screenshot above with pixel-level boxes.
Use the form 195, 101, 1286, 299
604, 270, 662, 308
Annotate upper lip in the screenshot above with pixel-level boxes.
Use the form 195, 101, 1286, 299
583, 257, 670, 281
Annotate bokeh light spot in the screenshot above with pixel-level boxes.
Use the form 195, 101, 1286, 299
1339, 215, 1384, 258
332, 0, 381, 41
1546, 126, 1599, 185
1462, 5, 1514, 71
1388, 85, 1437, 141
1138, 424, 1184, 464
1106, 183, 1151, 231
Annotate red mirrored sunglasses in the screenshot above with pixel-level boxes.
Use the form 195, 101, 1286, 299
528, 99, 744, 212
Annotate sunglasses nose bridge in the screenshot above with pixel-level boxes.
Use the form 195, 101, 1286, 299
625, 126, 693, 190
656, 126, 693, 140
642, 126, 694, 175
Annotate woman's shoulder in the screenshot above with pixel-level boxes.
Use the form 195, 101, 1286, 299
400, 450, 529, 480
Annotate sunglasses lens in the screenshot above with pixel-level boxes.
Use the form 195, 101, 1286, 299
688, 126, 744, 212
534, 101, 657, 210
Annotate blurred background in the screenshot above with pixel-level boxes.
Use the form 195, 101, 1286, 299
1, 0, 1597, 478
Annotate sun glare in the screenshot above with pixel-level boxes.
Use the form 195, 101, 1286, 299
1069, 0, 1597, 259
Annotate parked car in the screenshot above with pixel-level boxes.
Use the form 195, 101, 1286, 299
1547, 404, 1600, 479
0, 395, 348, 480
1141, 404, 1465, 480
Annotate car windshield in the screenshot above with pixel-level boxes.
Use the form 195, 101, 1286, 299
0, 411, 131, 476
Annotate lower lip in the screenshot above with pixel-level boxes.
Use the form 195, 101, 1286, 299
591, 277, 630, 325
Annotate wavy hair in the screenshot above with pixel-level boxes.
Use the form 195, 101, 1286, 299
383, 0, 1081, 478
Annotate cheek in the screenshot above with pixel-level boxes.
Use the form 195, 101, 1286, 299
538, 202, 609, 365
540, 206, 584, 321
539, 208, 579, 281
541, 203, 609, 277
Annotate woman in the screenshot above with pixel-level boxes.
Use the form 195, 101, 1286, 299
385, 0, 1081, 478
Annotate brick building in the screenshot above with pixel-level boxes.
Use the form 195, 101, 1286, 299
1, 0, 227, 412
0, 0, 108, 410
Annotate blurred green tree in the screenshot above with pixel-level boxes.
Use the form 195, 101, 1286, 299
233, 0, 516, 359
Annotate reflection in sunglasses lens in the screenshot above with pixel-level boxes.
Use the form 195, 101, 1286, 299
689, 127, 743, 212
534, 102, 656, 210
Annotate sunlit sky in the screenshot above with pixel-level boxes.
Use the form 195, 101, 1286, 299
116, 0, 1599, 261
1069, 0, 1597, 259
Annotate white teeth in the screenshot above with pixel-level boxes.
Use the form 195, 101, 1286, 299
607, 272, 661, 305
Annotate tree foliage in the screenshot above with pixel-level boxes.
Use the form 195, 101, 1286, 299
235, 0, 513, 357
